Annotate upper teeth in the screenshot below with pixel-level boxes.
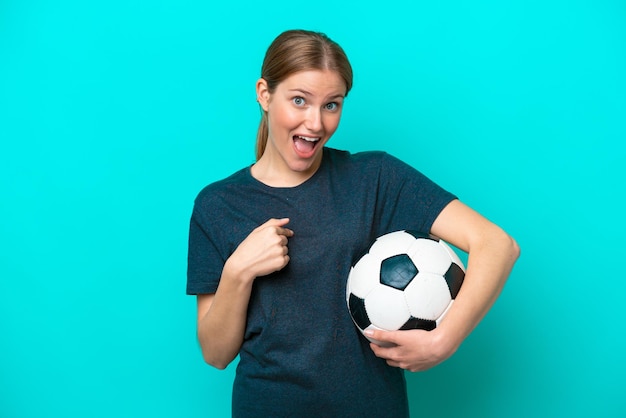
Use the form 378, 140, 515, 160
296, 135, 320, 142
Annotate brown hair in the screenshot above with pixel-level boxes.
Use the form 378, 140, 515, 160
255, 30, 353, 160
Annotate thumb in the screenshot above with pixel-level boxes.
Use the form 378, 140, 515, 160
364, 328, 398, 347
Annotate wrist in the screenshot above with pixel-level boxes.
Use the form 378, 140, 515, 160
432, 326, 462, 359
222, 258, 256, 289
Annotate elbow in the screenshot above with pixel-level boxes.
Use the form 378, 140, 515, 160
201, 348, 236, 370
203, 355, 230, 370
511, 237, 521, 261
206, 359, 229, 371
507, 232, 521, 262
498, 227, 521, 267
480, 224, 520, 268
196, 325, 239, 370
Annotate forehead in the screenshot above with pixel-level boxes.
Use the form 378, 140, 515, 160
278, 70, 346, 97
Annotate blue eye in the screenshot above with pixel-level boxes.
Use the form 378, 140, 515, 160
293, 97, 305, 106
325, 102, 339, 111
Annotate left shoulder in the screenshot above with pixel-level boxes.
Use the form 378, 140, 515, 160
323, 147, 427, 184
324, 147, 392, 169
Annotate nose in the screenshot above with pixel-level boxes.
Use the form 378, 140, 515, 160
304, 107, 323, 133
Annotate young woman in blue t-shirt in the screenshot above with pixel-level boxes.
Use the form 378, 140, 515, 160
187, 29, 520, 417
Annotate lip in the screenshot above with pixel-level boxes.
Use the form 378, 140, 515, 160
292, 134, 322, 159
293, 134, 321, 142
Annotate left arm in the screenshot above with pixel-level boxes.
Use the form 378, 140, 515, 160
367, 199, 520, 372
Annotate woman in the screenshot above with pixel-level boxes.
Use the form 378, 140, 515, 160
187, 29, 520, 417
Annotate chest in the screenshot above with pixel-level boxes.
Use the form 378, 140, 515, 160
235, 182, 375, 269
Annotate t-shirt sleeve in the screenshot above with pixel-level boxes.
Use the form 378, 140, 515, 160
186, 202, 224, 295
376, 152, 457, 234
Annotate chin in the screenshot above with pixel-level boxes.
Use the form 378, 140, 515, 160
286, 155, 320, 176
288, 160, 317, 174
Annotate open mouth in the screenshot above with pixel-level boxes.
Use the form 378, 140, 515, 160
293, 135, 321, 156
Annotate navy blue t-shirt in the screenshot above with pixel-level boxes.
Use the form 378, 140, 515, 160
187, 148, 456, 417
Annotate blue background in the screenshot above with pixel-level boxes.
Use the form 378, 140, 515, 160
1, 1, 624, 417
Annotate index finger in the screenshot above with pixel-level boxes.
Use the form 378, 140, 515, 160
277, 226, 294, 237
258, 218, 294, 237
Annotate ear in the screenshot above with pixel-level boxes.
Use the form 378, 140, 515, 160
256, 78, 270, 112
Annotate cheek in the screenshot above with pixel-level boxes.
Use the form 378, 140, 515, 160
323, 113, 342, 135
269, 106, 300, 133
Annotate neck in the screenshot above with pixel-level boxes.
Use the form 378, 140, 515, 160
251, 152, 322, 187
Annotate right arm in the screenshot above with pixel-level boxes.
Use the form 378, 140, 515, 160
196, 218, 293, 369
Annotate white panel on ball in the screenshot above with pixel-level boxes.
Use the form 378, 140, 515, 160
404, 272, 452, 320
368, 231, 415, 259
347, 253, 381, 298
407, 239, 452, 275
365, 285, 410, 331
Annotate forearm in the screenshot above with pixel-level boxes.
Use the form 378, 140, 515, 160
195, 218, 294, 369
197, 263, 254, 369
435, 225, 520, 356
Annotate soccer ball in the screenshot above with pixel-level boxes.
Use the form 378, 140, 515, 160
346, 230, 465, 345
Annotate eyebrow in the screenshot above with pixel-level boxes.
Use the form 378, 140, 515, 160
288, 88, 345, 99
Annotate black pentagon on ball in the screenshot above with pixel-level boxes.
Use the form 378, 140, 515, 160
348, 293, 371, 330
444, 262, 465, 299
380, 254, 418, 290
400, 316, 437, 331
